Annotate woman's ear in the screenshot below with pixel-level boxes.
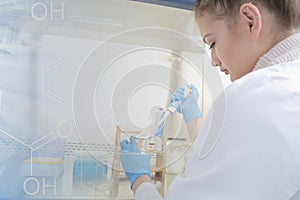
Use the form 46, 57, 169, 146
239, 3, 262, 39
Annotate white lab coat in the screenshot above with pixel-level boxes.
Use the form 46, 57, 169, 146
135, 34, 300, 200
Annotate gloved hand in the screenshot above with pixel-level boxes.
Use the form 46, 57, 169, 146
120, 136, 151, 190
170, 84, 202, 123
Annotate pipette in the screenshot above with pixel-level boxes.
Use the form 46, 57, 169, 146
140, 85, 192, 152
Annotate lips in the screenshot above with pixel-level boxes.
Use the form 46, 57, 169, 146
221, 68, 229, 75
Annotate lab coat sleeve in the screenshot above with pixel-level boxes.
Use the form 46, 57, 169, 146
134, 182, 164, 200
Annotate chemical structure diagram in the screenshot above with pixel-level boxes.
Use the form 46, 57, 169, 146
0, 1, 115, 198
0, 56, 77, 197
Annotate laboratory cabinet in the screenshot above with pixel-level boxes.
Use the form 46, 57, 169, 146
0, 0, 227, 199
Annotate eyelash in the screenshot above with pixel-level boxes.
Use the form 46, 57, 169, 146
209, 42, 216, 50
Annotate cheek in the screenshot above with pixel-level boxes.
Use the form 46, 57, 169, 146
217, 39, 241, 69
215, 42, 233, 66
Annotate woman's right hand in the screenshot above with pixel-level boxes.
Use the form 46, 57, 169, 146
170, 84, 202, 123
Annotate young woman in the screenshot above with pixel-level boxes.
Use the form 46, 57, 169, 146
120, 1, 300, 199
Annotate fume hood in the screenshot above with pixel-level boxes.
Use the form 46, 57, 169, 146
0, 1, 226, 199
131, 0, 195, 10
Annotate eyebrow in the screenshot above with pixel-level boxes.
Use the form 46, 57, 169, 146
203, 33, 213, 44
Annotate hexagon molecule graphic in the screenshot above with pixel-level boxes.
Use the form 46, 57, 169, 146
43, 57, 79, 104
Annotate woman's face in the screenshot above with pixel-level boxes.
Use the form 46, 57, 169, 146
197, 14, 259, 82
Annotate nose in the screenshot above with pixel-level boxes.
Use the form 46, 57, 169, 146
211, 50, 221, 67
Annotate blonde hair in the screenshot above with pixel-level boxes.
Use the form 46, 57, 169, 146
195, 0, 300, 30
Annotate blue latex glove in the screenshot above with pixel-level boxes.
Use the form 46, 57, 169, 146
120, 136, 151, 190
170, 84, 202, 123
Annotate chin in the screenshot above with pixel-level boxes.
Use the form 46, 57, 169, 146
230, 75, 235, 82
